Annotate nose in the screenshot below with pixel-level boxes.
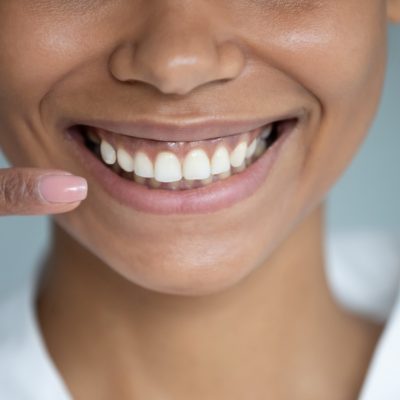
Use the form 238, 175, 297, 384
109, 6, 245, 96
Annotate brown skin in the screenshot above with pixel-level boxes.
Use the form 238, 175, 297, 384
1, 1, 400, 398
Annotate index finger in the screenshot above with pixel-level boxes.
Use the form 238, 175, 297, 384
0, 168, 88, 216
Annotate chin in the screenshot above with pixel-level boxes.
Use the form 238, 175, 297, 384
55, 213, 263, 297
103, 239, 259, 297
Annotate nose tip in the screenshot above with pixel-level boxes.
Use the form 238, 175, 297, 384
109, 31, 245, 96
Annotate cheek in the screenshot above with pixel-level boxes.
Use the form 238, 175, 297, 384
0, 7, 107, 107
0, 10, 83, 161
266, 4, 388, 106
0, 7, 112, 167
272, 6, 388, 198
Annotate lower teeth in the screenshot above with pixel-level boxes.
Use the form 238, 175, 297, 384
83, 129, 277, 190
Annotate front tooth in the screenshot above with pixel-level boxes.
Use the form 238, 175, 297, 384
261, 124, 273, 139
246, 139, 257, 159
100, 140, 117, 165
230, 142, 247, 168
154, 152, 182, 183
134, 152, 154, 178
117, 148, 135, 172
211, 146, 231, 175
183, 148, 211, 180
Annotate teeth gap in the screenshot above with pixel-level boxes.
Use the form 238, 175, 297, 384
75, 117, 296, 190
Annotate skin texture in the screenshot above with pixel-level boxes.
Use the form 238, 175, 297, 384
0, 1, 399, 398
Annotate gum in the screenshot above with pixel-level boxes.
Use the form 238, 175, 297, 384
90, 126, 267, 162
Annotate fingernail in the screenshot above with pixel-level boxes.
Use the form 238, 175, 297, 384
38, 175, 88, 204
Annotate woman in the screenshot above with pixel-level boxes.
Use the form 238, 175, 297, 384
0, 1, 399, 398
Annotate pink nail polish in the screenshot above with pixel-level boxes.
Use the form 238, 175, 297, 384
39, 175, 88, 204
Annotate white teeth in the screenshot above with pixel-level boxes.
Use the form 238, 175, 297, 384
211, 146, 231, 175
183, 149, 211, 180
154, 151, 182, 183
230, 142, 247, 168
254, 139, 267, 158
246, 138, 257, 159
134, 152, 154, 178
99, 129, 274, 187
261, 124, 273, 139
100, 140, 117, 165
117, 148, 135, 172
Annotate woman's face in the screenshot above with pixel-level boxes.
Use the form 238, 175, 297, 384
0, 1, 397, 295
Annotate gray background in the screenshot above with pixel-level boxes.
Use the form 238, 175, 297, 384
0, 24, 399, 296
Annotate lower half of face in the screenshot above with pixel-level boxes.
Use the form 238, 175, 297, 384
0, 0, 390, 295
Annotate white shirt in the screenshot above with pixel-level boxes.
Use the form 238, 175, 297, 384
0, 230, 399, 400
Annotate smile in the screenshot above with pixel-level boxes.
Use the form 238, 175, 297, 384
81, 122, 280, 190
66, 113, 303, 214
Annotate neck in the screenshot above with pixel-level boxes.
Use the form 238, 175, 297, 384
36, 203, 381, 399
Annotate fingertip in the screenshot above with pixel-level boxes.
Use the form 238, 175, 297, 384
38, 175, 88, 205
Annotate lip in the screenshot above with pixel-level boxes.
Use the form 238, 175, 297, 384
65, 117, 303, 215
66, 107, 306, 142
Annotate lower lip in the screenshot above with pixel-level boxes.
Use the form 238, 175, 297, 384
66, 123, 297, 215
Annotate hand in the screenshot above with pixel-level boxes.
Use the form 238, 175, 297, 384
0, 168, 88, 216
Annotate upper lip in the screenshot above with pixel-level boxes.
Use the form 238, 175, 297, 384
70, 107, 306, 142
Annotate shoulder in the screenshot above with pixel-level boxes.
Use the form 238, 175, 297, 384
325, 229, 400, 322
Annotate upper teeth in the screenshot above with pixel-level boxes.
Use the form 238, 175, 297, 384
98, 128, 271, 183
100, 140, 117, 165
211, 146, 231, 175
246, 138, 257, 159
183, 148, 211, 180
155, 151, 183, 183
261, 124, 273, 139
134, 152, 153, 178
117, 148, 135, 172
230, 142, 247, 168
